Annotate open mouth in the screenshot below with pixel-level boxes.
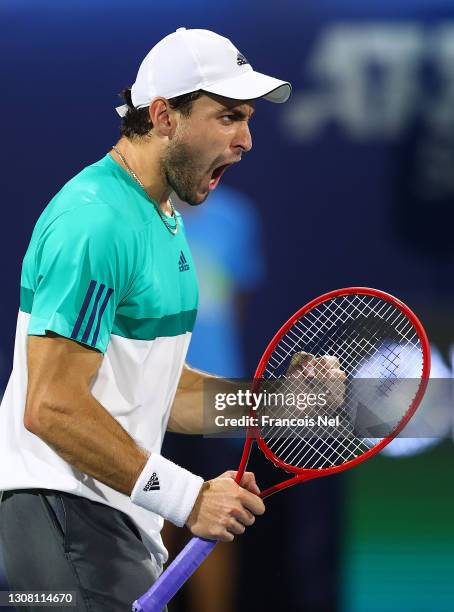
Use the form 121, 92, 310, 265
209, 163, 231, 191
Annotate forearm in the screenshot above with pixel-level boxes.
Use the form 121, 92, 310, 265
33, 391, 148, 496
24, 335, 203, 527
168, 364, 244, 434
168, 364, 218, 434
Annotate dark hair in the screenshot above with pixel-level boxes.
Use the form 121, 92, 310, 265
119, 87, 203, 138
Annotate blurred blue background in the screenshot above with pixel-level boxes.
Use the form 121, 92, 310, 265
1, 1, 454, 611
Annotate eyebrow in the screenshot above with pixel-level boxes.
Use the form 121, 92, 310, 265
220, 107, 255, 120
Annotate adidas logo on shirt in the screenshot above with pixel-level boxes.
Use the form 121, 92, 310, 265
179, 251, 190, 272
143, 472, 160, 492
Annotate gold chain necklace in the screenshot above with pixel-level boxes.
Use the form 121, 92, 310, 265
111, 145, 178, 236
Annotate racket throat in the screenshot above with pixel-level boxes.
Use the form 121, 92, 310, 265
236, 437, 254, 484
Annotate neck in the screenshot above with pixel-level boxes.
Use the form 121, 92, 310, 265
111, 136, 173, 214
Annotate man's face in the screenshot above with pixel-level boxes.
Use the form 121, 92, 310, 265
161, 93, 254, 205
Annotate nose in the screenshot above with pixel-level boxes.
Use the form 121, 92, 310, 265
233, 122, 253, 153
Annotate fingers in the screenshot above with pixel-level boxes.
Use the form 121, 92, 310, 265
314, 356, 345, 379
220, 532, 234, 543
238, 508, 256, 526
288, 352, 315, 377
238, 487, 266, 516
186, 474, 265, 543
229, 499, 256, 526
314, 356, 338, 375
220, 486, 262, 542
227, 517, 246, 535
316, 355, 341, 369
218, 472, 265, 513
217, 511, 254, 543
239, 471, 261, 496
284, 352, 346, 411
221, 470, 261, 496
218, 470, 264, 516
220, 470, 237, 480
287, 352, 345, 379
223, 474, 265, 517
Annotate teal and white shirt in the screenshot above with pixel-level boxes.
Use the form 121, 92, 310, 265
0, 153, 198, 566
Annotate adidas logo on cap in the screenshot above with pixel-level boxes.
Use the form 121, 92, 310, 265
237, 51, 249, 66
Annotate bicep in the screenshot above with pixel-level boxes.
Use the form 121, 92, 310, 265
25, 333, 103, 430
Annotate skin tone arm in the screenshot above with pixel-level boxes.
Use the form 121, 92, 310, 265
25, 334, 265, 542
167, 363, 231, 434
169, 357, 347, 436
24, 333, 148, 495
169, 364, 265, 434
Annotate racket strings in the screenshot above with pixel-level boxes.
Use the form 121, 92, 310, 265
262, 394, 369, 470
258, 294, 424, 470
265, 295, 405, 378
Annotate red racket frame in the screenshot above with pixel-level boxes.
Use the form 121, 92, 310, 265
235, 287, 431, 498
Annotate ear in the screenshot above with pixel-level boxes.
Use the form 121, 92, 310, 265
148, 98, 178, 138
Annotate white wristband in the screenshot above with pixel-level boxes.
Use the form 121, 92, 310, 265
131, 453, 204, 527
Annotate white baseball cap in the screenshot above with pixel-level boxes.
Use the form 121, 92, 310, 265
116, 27, 291, 117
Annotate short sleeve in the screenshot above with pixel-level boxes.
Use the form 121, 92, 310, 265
26, 205, 135, 353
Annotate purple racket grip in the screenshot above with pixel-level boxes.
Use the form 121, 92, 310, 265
132, 537, 217, 611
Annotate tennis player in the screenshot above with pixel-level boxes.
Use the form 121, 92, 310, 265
0, 28, 292, 611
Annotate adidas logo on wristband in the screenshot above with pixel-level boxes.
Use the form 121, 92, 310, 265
131, 454, 204, 527
143, 472, 160, 491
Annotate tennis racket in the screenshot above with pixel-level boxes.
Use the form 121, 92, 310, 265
132, 287, 430, 612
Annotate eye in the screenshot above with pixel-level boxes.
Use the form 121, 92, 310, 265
220, 114, 235, 124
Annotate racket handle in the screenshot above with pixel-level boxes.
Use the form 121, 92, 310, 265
132, 537, 217, 611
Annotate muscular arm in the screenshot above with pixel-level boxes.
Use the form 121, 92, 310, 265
170, 353, 347, 435
24, 334, 148, 495
24, 334, 265, 539
168, 363, 243, 435
167, 363, 217, 434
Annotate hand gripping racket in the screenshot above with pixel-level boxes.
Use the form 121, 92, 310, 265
132, 287, 430, 612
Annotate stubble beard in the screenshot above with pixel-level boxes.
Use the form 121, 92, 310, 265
161, 139, 209, 206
